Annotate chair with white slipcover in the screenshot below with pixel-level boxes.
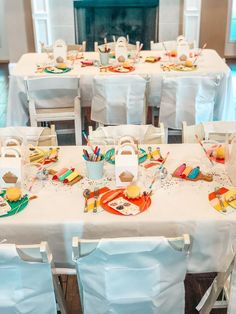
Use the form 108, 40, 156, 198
0, 241, 67, 314
182, 121, 236, 143
0, 125, 57, 146
196, 242, 236, 314
25, 77, 82, 145
91, 75, 148, 126
150, 40, 177, 51
72, 235, 190, 314
159, 75, 220, 130
88, 123, 166, 145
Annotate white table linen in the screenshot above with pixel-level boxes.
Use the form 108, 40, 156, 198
0, 144, 235, 273
7, 50, 235, 126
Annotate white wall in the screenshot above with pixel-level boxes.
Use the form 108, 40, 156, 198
0, 0, 9, 60
159, 0, 183, 41
225, 0, 236, 57
5, 0, 35, 62
48, 0, 75, 44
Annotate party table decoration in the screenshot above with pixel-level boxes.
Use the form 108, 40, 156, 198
206, 144, 225, 164
44, 66, 71, 74
173, 163, 213, 182
108, 65, 135, 73
115, 143, 138, 187
83, 187, 110, 213
224, 188, 236, 209
0, 190, 36, 217
145, 56, 161, 63
0, 147, 22, 188
30, 147, 59, 165
50, 167, 83, 186
161, 63, 197, 72
115, 36, 128, 62
105, 148, 147, 165
100, 188, 151, 216
208, 187, 233, 214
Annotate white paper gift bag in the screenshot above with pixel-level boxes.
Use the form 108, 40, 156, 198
115, 143, 138, 187
53, 39, 67, 62
0, 148, 22, 188
225, 134, 236, 186
177, 36, 189, 62
115, 36, 128, 62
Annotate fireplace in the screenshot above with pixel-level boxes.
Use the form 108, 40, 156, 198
74, 0, 159, 51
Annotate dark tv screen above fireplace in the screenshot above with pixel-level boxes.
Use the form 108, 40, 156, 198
74, 0, 159, 51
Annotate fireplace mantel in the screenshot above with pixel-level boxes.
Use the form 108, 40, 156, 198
74, 0, 159, 50
74, 0, 159, 7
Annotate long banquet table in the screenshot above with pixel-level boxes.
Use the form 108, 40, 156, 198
1, 144, 236, 273
7, 49, 235, 126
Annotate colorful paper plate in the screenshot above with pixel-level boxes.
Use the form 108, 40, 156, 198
44, 67, 71, 74
206, 145, 225, 164
0, 191, 28, 218
224, 188, 236, 208
105, 148, 147, 165
108, 65, 135, 73
208, 187, 233, 214
100, 189, 151, 216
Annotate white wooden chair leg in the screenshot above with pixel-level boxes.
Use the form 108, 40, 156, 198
52, 273, 68, 314
74, 96, 82, 145
196, 257, 235, 314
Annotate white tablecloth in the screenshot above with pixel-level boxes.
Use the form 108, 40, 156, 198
7, 50, 235, 126
0, 144, 236, 273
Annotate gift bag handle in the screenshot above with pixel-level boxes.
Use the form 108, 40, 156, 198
118, 136, 135, 147
2, 147, 21, 158
116, 143, 136, 156
4, 138, 21, 147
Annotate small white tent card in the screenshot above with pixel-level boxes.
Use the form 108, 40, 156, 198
0, 147, 22, 188
53, 39, 67, 62
115, 37, 128, 62
177, 35, 189, 62
115, 143, 138, 187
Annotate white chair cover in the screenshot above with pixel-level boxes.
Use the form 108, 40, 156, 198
0, 244, 57, 314
159, 75, 220, 129
75, 237, 188, 314
202, 121, 236, 140
0, 127, 44, 146
89, 124, 165, 144
150, 41, 177, 51
228, 251, 236, 314
91, 75, 147, 125
26, 77, 78, 110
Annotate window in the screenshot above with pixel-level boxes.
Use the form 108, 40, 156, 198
230, 0, 236, 40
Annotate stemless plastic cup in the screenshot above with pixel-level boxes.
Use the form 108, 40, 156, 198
86, 159, 104, 180
99, 52, 109, 66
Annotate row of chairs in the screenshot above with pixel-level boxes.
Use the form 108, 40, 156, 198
1, 120, 235, 149
1, 235, 236, 314
24, 74, 225, 145
41, 39, 191, 53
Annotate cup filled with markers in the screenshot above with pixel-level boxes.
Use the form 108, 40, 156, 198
83, 146, 105, 180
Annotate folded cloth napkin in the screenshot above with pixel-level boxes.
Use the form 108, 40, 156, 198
86, 187, 110, 213
0, 127, 44, 146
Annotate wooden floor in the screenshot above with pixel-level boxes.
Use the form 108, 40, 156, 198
0, 62, 230, 313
